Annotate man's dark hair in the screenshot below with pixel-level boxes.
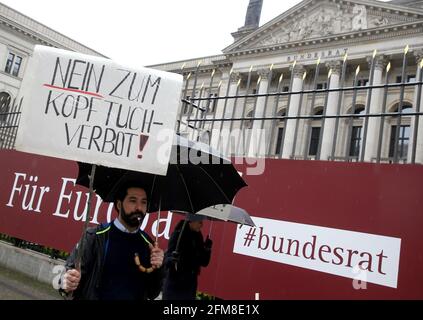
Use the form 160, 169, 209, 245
113, 181, 148, 212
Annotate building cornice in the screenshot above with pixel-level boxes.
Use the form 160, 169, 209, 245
225, 20, 423, 60
0, 3, 106, 57
148, 54, 231, 74
224, 0, 423, 54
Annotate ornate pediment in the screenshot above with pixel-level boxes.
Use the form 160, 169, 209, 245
225, 0, 423, 52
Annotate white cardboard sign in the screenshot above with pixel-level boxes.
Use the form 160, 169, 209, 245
15, 46, 183, 175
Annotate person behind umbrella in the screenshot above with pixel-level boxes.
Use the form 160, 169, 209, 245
58, 182, 164, 300
162, 213, 213, 300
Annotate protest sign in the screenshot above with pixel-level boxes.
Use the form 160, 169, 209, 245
15, 45, 183, 175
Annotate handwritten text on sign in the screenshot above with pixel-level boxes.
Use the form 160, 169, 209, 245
15, 46, 183, 175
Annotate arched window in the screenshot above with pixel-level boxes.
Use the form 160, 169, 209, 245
352, 105, 366, 118
0, 92, 11, 122
391, 103, 413, 115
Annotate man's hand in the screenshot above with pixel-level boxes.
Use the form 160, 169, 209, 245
61, 269, 81, 293
149, 242, 164, 269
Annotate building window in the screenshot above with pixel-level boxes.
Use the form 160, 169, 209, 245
308, 127, 321, 156
387, 104, 413, 160
314, 108, 324, 116
282, 86, 290, 92
5, 52, 23, 77
349, 126, 362, 157
389, 125, 410, 160
244, 110, 254, 129
393, 103, 413, 115
183, 96, 191, 115
346, 105, 365, 158
274, 109, 286, 156
396, 75, 416, 83
206, 93, 218, 114
275, 127, 284, 156
316, 82, 328, 90
352, 105, 366, 119
0, 92, 11, 122
357, 79, 369, 87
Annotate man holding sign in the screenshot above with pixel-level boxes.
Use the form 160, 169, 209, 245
13, 46, 183, 300
59, 182, 164, 300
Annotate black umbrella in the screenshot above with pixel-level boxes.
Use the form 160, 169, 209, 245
76, 135, 247, 215
75, 135, 247, 270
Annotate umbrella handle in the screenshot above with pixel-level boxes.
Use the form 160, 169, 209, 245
134, 253, 154, 273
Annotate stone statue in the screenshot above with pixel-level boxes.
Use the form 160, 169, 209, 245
352, 5, 368, 31
260, 31, 289, 46
370, 16, 389, 28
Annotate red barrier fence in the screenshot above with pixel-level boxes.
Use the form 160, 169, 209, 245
1, 150, 422, 299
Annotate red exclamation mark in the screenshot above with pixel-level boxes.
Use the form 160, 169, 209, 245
138, 134, 149, 159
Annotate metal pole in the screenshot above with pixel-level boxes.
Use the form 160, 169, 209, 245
200, 69, 216, 132
360, 50, 377, 162
267, 74, 284, 157
76, 164, 97, 270
192, 83, 204, 140
316, 70, 332, 160
216, 70, 234, 150
331, 54, 348, 160
292, 71, 307, 158
257, 65, 274, 157
155, 197, 161, 244
209, 80, 222, 142
236, 66, 253, 155
411, 61, 423, 164
279, 61, 297, 158
226, 79, 241, 155
178, 72, 191, 134
376, 63, 391, 163
303, 58, 321, 159
346, 65, 361, 161
0, 96, 11, 149
246, 78, 262, 157
186, 62, 202, 138
393, 46, 409, 163
6, 97, 22, 150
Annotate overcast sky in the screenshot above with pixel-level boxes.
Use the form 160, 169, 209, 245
2, 0, 390, 68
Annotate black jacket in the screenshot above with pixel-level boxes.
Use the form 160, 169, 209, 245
62, 223, 163, 300
162, 221, 212, 300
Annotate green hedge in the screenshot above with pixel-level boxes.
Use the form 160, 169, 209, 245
0, 233, 69, 260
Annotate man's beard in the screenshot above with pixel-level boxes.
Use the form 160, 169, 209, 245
120, 208, 145, 228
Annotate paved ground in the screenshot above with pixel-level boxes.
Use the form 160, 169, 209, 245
0, 264, 60, 300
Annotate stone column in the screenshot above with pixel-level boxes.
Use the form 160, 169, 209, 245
218, 72, 241, 154
320, 60, 342, 160
248, 68, 270, 157
364, 55, 388, 162
282, 64, 305, 159
210, 68, 231, 149
409, 50, 423, 163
